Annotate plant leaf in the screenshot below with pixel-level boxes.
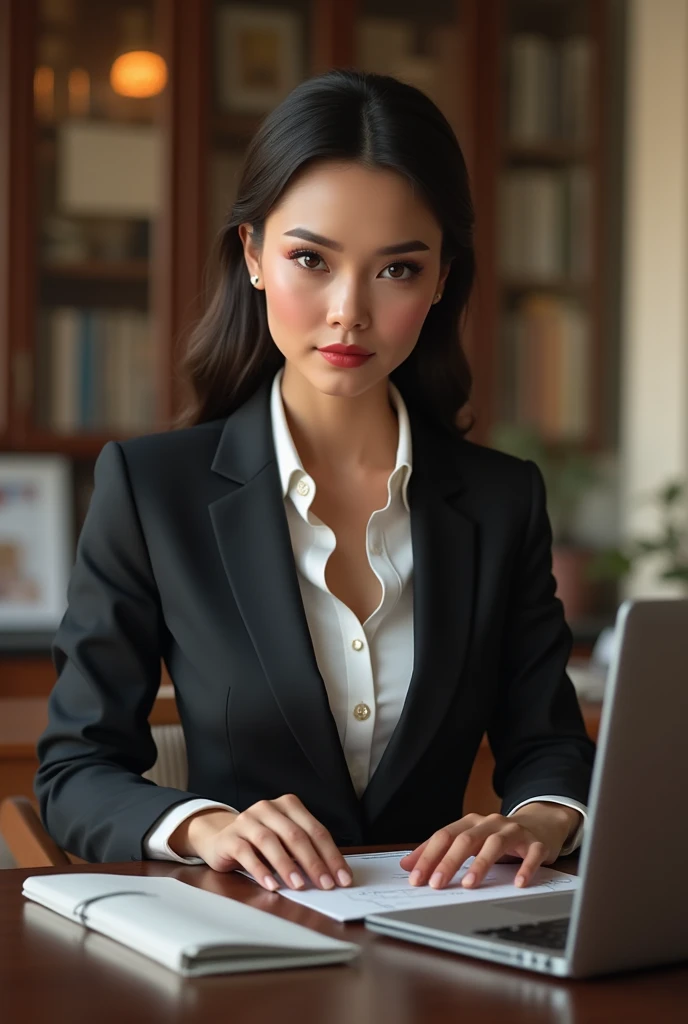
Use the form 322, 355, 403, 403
587, 549, 632, 581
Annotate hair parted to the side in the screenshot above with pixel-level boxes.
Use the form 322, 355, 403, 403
178, 68, 476, 436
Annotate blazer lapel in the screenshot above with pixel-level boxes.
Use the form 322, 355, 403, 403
208, 382, 359, 814
362, 417, 476, 823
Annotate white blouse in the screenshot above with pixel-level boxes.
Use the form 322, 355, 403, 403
144, 370, 587, 863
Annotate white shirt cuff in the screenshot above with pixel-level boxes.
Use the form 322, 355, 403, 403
143, 798, 239, 864
507, 796, 588, 856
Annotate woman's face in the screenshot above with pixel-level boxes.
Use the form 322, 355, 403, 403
239, 161, 450, 399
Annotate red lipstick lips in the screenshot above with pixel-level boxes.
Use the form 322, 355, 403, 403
317, 343, 373, 369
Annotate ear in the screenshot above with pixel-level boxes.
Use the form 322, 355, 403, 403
238, 223, 264, 289
437, 261, 452, 293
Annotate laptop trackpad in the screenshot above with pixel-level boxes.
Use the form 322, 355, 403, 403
488, 893, 574, 919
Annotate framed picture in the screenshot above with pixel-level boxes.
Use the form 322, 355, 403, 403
215, 5, 303, 114
0, 456, 72, 631
58, 119, 163, 217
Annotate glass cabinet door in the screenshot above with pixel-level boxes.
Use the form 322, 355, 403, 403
32, 0, 166, 444
208, 0, 313, 254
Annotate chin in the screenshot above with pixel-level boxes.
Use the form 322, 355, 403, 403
306, 362, 386, 399
313, 374, 377, 399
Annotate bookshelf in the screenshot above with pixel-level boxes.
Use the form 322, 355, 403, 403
0, 0, 623, 684
499, 3, 597, 445
470, 0, 623, 452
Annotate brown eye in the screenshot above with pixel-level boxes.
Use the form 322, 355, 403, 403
380, 261, 422, 281
288, 249, 327, 271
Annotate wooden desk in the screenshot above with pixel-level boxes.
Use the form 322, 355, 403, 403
2, 855, 687, 1022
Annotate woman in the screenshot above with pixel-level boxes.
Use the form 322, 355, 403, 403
36, 69, 594, 895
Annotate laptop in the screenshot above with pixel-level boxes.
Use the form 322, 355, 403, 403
366, 598, 688, 978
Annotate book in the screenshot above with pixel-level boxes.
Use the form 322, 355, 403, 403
50, 307, 80, 433
506, 34, 557, 144
499, 170, 566, 279
560, 35, 592, 143
22, 873, 360, 977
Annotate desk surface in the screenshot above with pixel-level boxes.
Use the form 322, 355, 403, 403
2, 855, 687, 1023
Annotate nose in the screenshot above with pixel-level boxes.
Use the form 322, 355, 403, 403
325, 277, 371, 332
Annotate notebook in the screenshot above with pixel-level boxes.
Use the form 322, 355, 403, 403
22, 873, 360, 977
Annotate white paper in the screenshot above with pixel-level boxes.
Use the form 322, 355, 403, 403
275, 851, 580, 923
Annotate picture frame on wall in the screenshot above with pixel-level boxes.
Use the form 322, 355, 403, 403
214, 5, 303, 114
57, 120, 163, 218
0, 456, 72, 632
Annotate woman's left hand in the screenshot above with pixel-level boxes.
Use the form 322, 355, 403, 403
400, 802, 581, 890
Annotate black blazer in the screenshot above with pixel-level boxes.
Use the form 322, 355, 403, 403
35, 380, 595, 863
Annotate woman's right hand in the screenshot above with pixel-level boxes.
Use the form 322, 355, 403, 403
169, 793, 353, 891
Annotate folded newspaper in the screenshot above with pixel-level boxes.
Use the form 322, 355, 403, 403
22, 873, 360, 977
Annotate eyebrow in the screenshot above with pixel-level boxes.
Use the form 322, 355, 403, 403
283, 227, 431, 256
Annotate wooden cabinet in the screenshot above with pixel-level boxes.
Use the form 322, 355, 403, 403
0, 0, 622, 677
1, 0, 621, 453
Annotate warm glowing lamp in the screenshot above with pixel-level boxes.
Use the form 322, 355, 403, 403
110, 49, 168, 98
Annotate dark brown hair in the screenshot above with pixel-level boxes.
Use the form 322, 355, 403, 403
178, 68, 476, 436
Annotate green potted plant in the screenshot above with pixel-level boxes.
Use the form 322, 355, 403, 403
489, 422, 602, 622
588, 478, 688, 591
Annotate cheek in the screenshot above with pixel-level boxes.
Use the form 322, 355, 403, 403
266, 263, 320, 331
377, 294, 431, 345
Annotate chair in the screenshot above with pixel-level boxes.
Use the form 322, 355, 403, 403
0, 724, 188, 868
0, 796, 72, 868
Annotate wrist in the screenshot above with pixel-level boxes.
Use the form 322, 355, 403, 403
511, 802, 581, 843
168, 808, 238, 858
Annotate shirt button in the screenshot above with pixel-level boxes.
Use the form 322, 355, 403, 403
353, 703, 371, 721
351, 638, 364, 651
296, 478, 310, 497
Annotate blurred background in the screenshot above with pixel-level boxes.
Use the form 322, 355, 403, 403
0, 0, 686, 684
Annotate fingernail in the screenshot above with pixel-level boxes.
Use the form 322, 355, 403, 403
462, 872, 476, 887
264, 875, 278, 891
337, 869, 352, 886
409, 869, 422, 886
515, 874, 525, 887
290, 872, 305, 889
429, 871, 444, 889
320, 873, 335, 890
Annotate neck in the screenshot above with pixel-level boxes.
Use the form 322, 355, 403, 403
279, 364, 399, 476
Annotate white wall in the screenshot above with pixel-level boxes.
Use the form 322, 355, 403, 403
620, 0, 688, 597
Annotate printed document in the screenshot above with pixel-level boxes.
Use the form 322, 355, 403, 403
275, 850, 579, 922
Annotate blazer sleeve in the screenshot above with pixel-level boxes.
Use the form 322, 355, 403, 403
34, 441, 205, 863
487, 459, 596, 815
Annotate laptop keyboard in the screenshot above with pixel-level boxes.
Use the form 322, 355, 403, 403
473, 916, 570, 950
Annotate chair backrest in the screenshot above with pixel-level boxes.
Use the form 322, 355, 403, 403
0, 796, 71, 868
142, 724, 188, 791
1, 724, 189, 868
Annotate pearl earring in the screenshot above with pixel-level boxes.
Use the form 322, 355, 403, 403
250, 275, 260, 286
